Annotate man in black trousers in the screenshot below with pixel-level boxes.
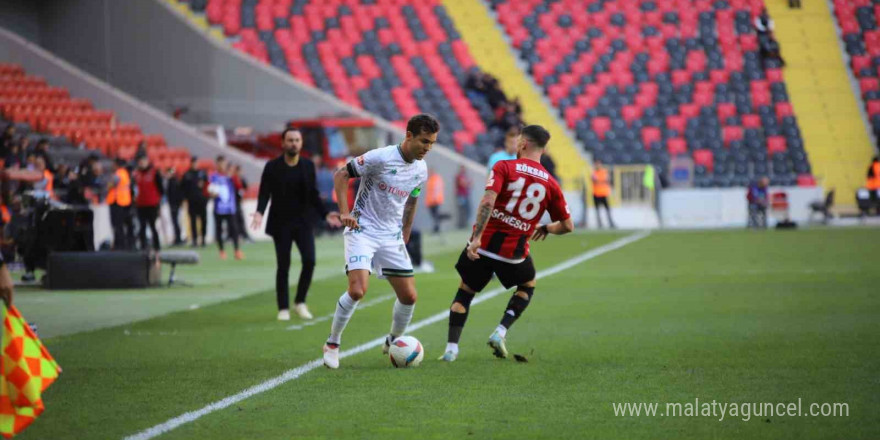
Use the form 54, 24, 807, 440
181, 156, 209, 247
164, 167, 186, 246
252, 127, 342, 321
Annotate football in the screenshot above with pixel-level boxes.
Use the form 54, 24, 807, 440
388, 336, 424, 368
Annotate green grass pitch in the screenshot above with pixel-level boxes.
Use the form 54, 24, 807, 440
16, 228, 880, 439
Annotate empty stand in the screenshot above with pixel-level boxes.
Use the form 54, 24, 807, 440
490, 0, 812, 187
0, 64, 198, 175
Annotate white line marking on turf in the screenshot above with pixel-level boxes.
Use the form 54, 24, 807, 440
123, 231, 649, 440
286, 294, 395, 331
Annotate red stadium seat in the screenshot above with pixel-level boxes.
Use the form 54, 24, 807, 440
797, 174, 816, 187
767, 136, 787, 154
693, 149, 714, 172
742, 114, 762, 128
667, 138, 688, 156
775, 102, 794, 118
592, 117, 612, 139
722, 126, 744, 146
641, 127, 661, 146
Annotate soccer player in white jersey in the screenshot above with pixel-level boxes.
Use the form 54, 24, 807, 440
322, 114, 438, 369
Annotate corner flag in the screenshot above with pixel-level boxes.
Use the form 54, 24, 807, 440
0, 304, 61, 438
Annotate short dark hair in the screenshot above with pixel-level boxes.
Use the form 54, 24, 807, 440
281, 127, 300, 140
521, 124, 550, 148
406, 114, 440, 137
216, 155, 226, 162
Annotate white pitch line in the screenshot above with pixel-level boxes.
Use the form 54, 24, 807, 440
123, 230, 650, 440
286, 294, 396, 331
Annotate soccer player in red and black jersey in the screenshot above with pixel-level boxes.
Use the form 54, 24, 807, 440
440, 125, 574, 362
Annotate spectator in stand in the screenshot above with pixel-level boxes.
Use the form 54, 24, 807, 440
32, 156, 54, 200
24, 152, 36, 171
230, 164, 251, 242
747, 177, 770, 228
108, 158, 134, 250
510, 97, 523, 117
754, 8, 786, 68
164, 167, 185, 246
0, 125, 15, 157
33, 139, 53, 173
484, 73, 508, 109
492, 101, 522, 133
78, 154, 100, 188
135, 141, 148, 160
87, 159, 110, 203
4, 143, 23, 169
133, 155, 164, 251
210, 156, 242, 260
454, 165, 472, 229
19, 136, 31, 157
464, 68, 489, 98
540, 152, 558, 180
62, 167, 87, 206
425, 168, 446, 234
181, 156, 209, 247
53, 164, 70, 198
591, 160, 616, 229
487, 127, 520, 170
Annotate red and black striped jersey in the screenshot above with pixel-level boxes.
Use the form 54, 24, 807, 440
475, 158, 570, 263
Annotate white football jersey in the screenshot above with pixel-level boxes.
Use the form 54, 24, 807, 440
347, 144, 428, 235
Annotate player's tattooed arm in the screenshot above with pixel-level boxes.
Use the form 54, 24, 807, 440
466, 190, 497, 260
402, 195, 418, 243
472, 190, 498, 238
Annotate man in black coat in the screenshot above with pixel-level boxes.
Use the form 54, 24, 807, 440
165, 167, 186, 246
181, 157, 209, 247
252, 128, 341, 321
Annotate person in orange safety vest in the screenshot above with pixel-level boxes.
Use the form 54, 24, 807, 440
107, 158, 135, 249
425, 169, 447, 234
591, 159, 615, 229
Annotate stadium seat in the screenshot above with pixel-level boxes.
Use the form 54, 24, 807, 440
833, 0, 880, 141
490, 0, 808, 186
204, 0, 492, 154
0, 63, 186, 169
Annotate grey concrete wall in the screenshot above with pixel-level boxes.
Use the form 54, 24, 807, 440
18, 0, 363, 131
0, 0, 492, 232
0, 0, 42, 44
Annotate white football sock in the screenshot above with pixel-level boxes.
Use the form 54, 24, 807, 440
445, 342, 459, 354
389, 299, 415, 339
327, 292, 359, 345
495, 324, 508, 338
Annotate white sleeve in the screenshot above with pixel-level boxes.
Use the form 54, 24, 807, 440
347, 148, 383, 178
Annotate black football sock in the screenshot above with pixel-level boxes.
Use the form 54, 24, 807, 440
499, 286, 534, 330
448, 288, 475, 344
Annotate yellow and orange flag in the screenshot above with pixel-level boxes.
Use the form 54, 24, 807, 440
0, 304, 60, 438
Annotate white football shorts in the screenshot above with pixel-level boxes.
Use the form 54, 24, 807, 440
343, 229, 413, 278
